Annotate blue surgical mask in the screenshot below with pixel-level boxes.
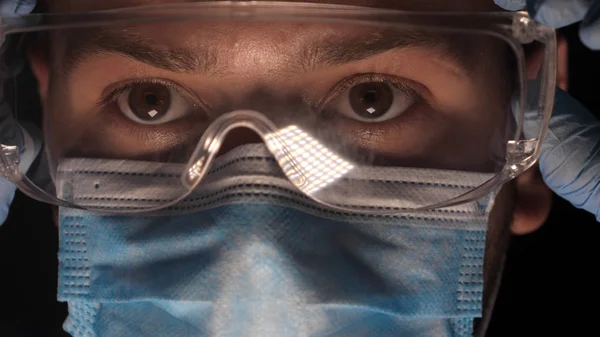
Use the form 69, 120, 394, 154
56, 144, 496, 337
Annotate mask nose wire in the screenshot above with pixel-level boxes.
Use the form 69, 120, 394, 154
181, 109, 302, 189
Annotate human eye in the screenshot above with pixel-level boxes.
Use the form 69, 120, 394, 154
86, 78, 211, 160
320, 73, 422, 123
311, 72, 442, 167
101, 79, 201, 126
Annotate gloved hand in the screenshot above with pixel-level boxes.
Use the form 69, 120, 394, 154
0, 0, 35, 16
0, 100, 21, 226
494, 0, 600, 49
530, 88, 600, 221
0, 0, 37, 226
496, 0, 600, 221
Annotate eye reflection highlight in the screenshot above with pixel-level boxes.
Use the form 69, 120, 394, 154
264, 125, 355, 194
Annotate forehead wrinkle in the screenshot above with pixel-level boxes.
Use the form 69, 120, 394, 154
62, 26, 224, 76
60, 22, 480, 80
298, 28, 478, 77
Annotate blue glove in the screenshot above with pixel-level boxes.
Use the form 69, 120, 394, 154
529, 88, 600, 221
497, 0, 600, 220
494, 0, 600, 49
0, 0, 35, 15
0, 0, 36, 226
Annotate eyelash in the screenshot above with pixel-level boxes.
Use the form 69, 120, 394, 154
97, 74, 426, 119
97, 78, 198, 107
317, 73, 424, 113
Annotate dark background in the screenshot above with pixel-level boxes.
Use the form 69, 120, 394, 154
1, 24, 600, 337
488, 24, 600, 336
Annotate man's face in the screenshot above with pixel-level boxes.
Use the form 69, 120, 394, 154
32, 0, 529, 332
36, 0, 513, 174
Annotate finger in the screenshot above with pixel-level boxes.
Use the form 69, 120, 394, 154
580, 0, 600, 49
0, 178, 16, 225
0, 0, 36, 14
535, 88, 600, 221
0, 101, 21, 148
494, 0, 526, 10
527, 0, 591, 28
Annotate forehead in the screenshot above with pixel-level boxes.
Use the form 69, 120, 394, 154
48, 0, 499, 12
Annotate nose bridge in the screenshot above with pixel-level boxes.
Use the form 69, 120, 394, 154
182, 108, 357, 200
217, 128, 264, 156
227, 87, 311, 116
191, 89, 317, 165
182, 110, 279, 188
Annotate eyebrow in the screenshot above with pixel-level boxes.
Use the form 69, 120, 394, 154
64, 28, 219, 75
301, 29, 473, 74
63, 26, 474, 77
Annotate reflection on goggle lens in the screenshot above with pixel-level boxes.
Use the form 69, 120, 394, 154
265, 125, 355, 195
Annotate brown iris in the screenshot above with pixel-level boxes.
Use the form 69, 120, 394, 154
349, 82, 393, 119
128, 83, 171, 121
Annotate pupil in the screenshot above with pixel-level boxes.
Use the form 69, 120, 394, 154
363, 90, 377, 105
145, 93, 159, 106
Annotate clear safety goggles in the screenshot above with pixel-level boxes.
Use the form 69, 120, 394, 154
0, 2, 557, 214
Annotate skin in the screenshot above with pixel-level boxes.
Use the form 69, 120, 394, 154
510, 33, 569, 235
31, 0, 557, 335
35, 0, 511, 169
